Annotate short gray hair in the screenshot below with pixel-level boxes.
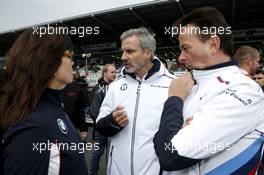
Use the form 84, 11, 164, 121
120, 27, 156, 55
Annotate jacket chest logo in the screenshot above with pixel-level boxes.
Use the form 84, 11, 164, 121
120, 83, 128, 91
150, 84, 169, 88
217, 76, 230, 85
57, 118, 68, 134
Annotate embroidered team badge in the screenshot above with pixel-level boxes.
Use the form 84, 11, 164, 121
57, 118, 68, 134
120, 83, 128, 91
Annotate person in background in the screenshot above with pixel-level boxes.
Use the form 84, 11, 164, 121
234, 46, 261, 77
0, 29, 88, 175
253, 69, 264, 91
63, 70, 89, 139
89, 64, 116, 175
160, 58, 168, 69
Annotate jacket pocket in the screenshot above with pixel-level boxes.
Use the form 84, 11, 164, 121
108, 145, 114, 175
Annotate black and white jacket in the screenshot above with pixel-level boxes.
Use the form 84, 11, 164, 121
96, 57, 174, 175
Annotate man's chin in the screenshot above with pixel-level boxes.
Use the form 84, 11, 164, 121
181, 64, 192, 70
186, 67, 194, 71
125, 67, 135, 73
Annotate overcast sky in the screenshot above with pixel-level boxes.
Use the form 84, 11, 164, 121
0, 0, 163, 34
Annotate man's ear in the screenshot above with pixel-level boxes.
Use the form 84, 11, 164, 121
146, 48, 153, 59
245, 57, 253, 66
209, 36, 221, 54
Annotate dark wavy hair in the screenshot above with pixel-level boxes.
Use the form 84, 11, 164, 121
0, 29, 72, 128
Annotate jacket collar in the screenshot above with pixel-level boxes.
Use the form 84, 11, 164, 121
192, 61, 239, 84
42, 88, 63, 106
122, 58, 161, 80
98, 77, 110, 86
197, 60, 237, 70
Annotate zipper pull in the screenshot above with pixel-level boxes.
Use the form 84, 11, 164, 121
136, 81, 141, 94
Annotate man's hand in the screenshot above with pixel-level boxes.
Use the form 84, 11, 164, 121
80, 131, 88, 138
112, 105, 129, 127
169, 72, 194, 100
80, 131, 88, 142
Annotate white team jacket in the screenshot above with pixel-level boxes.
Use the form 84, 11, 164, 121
165, 64, 264, 175
97, 59, 174, 175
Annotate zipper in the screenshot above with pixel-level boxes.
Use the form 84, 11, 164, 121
130, 81, 142, 175
108, 145, 114, 175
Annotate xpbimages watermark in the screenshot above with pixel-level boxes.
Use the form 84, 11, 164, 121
164, 24, 231, 37
98, 84, 109, 93
164, 142, 231, 154
32, 140, 99, 154
33, 24, 100, 37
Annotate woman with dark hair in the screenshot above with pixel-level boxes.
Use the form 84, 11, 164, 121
0, 29, 88, 175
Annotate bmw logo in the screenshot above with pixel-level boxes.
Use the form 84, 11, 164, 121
120, 83, 128, 91
57, 118, 68, 134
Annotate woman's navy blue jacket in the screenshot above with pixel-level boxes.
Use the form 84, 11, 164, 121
2, 88, 88, 175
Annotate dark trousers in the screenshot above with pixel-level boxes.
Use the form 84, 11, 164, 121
89, 130, 108, 175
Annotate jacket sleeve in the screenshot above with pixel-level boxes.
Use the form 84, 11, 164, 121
96, 112, 123, 137
154, 96, 202, 171
154, 85, 264, 171
96, 84, 122, 137
88, 85, 98, 106
89, 87, 104, 122
3, 126, 50, 175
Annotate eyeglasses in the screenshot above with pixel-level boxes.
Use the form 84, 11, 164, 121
64, 50, 74, 62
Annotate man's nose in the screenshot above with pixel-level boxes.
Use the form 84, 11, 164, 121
178, 51, 186, 63
121, 52, 128, 61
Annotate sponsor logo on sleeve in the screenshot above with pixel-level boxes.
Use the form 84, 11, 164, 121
222, 88, 252, 105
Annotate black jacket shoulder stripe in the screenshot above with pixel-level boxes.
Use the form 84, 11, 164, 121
163, 74, 175, 80
115, 75, 127, 82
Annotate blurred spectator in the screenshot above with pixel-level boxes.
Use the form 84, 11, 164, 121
89, 64, 116, 175
234, 46, 261, 77
160, 58, 168, 69
74, 70, 89, 88
63, 70, 89, 138
253, 69, 264, 91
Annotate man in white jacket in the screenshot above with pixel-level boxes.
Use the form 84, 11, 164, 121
96, 27, 174, 175
154, 7, 264, 175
